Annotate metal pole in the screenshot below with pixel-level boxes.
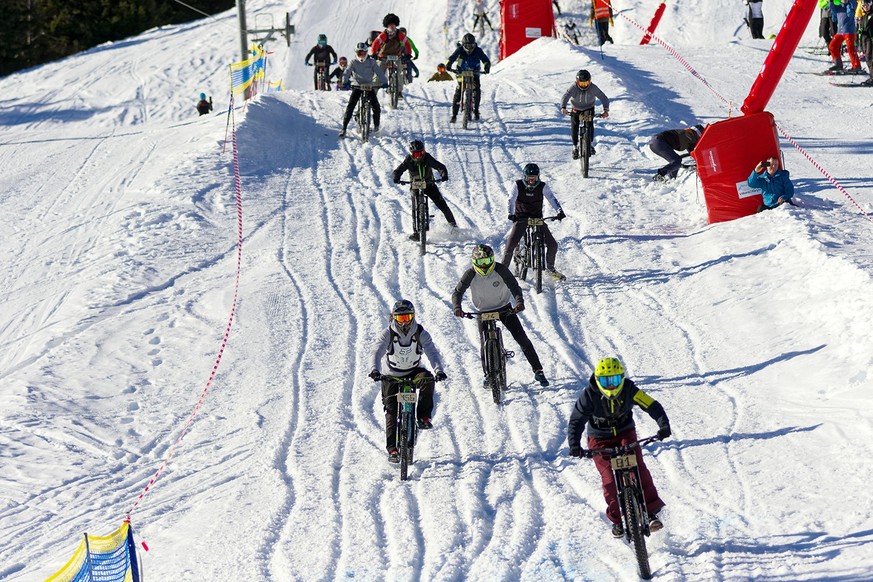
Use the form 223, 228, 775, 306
236, 0, 249, 62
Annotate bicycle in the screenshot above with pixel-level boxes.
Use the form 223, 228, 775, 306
565, 108, 604, 178
582, 436, 661, 580
382, 55, 405, 109
398, 178, 441, 256
512, 216, 561, 294
377, 373, 436, 481
462, 309, 515, 404
353, 84, 375, 142
314, 61, 329, 91
454, 70, 484, 129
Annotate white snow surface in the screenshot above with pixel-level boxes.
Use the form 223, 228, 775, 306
2, 0, 873, 580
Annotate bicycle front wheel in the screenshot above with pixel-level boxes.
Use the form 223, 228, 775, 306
487, 333, 506, 404
399, 410, 410, 481
621, 483, 651, 579
362, 98, 371, 142
418, 194, 428, 256
534, 238, 543, 294
581, 125, 590, 178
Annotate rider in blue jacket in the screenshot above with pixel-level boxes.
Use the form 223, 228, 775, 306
747, 155, 794, 212
445, 33, 491, 123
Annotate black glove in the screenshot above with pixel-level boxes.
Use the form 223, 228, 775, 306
434, 371, 447, 382
483, 66, 491, 74
382, 83, 389, 89
514, 301, 525, 314
508, 214, 517, 222
453, 308, 465, 317
556, 210, 566, 221
569, 446, 583, 458
393, 177, 400, 184
657, 426, 672, 441
305, 61, 312, 66
440, 175, 448, 182
369, 370, 381, 381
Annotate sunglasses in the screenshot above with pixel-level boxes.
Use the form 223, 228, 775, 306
393, 313, 413, 324
597, 374, 623, 388
473, 256, 494, 267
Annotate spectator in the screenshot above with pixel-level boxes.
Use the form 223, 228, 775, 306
819, 0, 835, 47
427, 63, 454, 82
748, 156, 795, 212
828, 0, 861, 72
745, 0, 765, 39
857, 0, 873, 86
649, 124, 705, 181
196, 93, 212, 116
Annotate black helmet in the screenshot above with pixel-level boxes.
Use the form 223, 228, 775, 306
391, 299, 415, 333
409, 140, 425, 158
383, 13, 400, 27
522, 163, 540, 190
462, 33, 476, 53
576, 69, 591, 83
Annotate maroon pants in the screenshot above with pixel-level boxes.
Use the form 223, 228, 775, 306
588, 428, 665, 524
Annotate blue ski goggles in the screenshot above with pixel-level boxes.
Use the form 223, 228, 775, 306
597, 374, 623, 389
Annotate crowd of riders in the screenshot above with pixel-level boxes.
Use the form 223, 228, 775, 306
311, 10, 672, 539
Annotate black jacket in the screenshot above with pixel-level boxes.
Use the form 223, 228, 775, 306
568, 376, 669, 445
392, 153, 448, 183
656, 128, 700, 153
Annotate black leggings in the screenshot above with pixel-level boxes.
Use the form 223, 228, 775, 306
452, 75, 481, 116
501, 220, 558, 270
571, 108, 595, 148
478, 306, 542, 373
381, 367, 435, 450
415, 185, 456, 225
342, 88, 381, 129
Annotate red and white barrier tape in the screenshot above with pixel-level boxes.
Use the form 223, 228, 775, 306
127, 99, 245, 520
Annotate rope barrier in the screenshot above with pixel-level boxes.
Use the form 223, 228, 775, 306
126, 100, 245, 521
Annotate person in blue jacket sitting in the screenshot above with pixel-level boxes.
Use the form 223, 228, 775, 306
748, 155, 794, 212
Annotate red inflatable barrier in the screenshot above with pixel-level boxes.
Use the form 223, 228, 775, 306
691, 112, 781, 223
500, 0, 556, 59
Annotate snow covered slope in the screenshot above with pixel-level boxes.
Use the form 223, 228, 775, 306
2, 0, 873, 580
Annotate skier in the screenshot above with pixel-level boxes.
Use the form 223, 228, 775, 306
304, 34, 338, 90
560, 70, 610, 159
472, 0, 495, 32
427, 63, 454, 82
827, 0, 861, 72
590, 0, 614, 45
501, 163, 567, 281
856, 0, 873, 86
452, 244, 550, 388
446, 33, 491, 122
339, 43, 389, 138
369, 299, 446, 463
748, 156, 795, 212
329, 56, 350, 90
819, 0, 835, 48
744, 0, 765, 39
392, 139, 458, 237
567, 357, 671, 538
195, 93, 213, 116
649, 124, 705, 181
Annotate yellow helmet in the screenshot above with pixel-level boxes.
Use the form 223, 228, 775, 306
594, 357, 625, 399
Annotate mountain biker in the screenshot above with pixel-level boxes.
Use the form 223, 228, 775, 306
370, 13, 414, 80
398, 27, 421, 83
649, 124, 705, 181
369, 299, 447, 463
446, 33, 491, 122
502, 163, 567, 281
560, 70, 610, 159
329, 56, 350, 90
196, 93, 212, 116
567, 357, 671, 538
392, 139, 458, 237
452, 244, 550, 388
304, 34, 338, 90
339, 43, 389, 138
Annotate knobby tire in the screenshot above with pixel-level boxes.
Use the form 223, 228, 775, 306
487, 333, 505, 405
361, 96, 371, 143
419, 195, 428, 256
390, 68, 400, 109
399, 409, 410, 481
534, 236, 543, 294
622, 481, 651, 579
581, 121, 591, 178
462, 85, 472, 129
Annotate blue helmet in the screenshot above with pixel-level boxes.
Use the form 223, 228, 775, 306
199, 92, 206, 100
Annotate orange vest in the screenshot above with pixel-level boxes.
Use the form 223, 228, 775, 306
592, 0, 611, 20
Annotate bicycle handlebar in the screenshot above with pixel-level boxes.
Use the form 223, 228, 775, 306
397, 178, 446, 185
461, 308, 516, 319
563, 109, 605, 117
372, 373, 445, 383
583, 435, 661, 458
513, 215, 560, 223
